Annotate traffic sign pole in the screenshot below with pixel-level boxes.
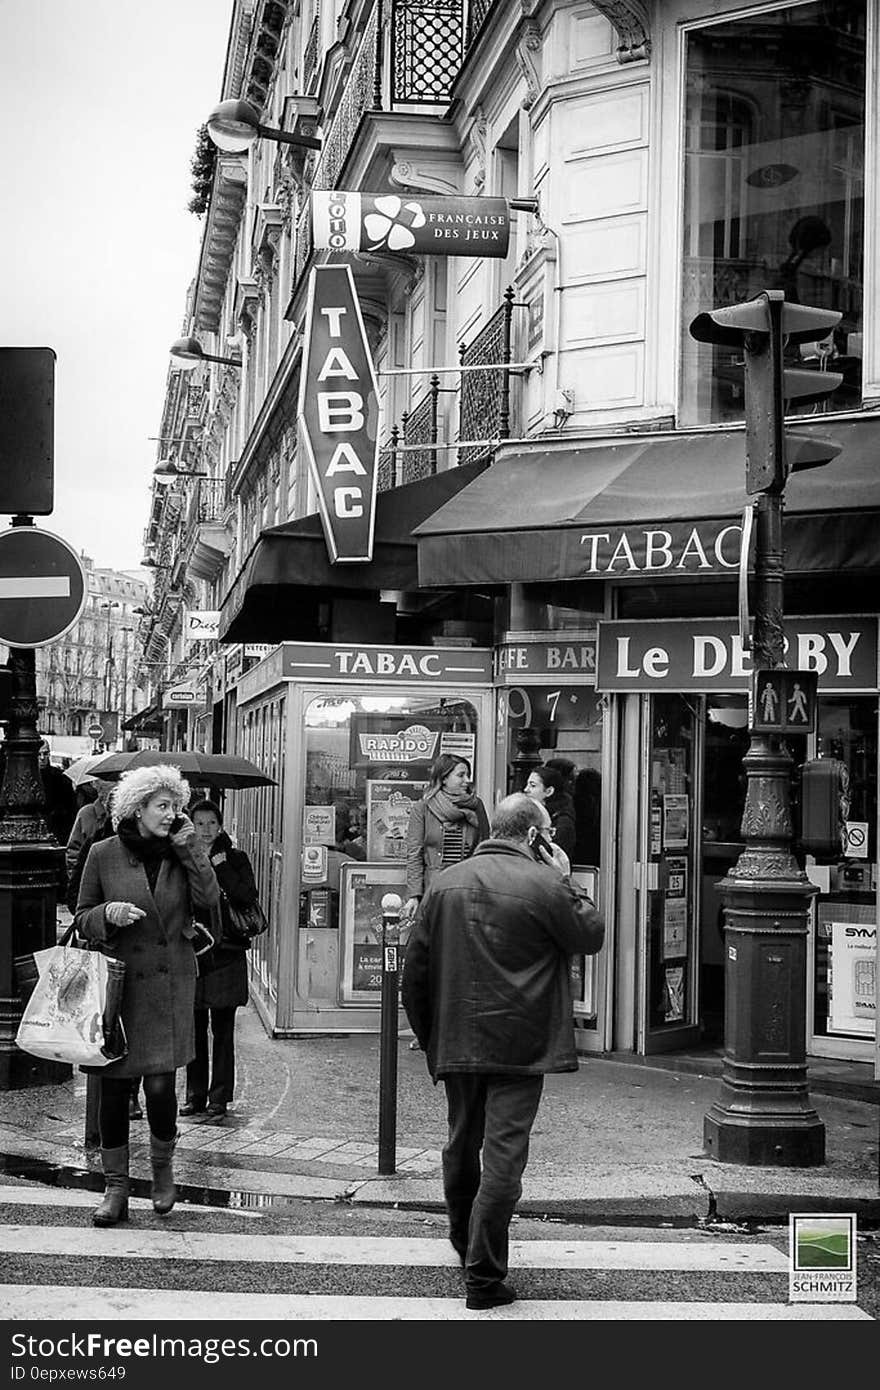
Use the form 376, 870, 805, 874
0, 516, 69, 1091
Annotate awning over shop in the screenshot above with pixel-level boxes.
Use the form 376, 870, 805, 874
414, 419, 880, 587
122, 703, 164, 735
219, 459, 490, 643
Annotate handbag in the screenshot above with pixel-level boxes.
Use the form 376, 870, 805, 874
221, 891, 269, 943
190, 919, 216, 975
14, 924, 127, 1067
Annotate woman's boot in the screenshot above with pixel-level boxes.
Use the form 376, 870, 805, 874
149, 1132, 178, 1214
92, 1146, 129, 1227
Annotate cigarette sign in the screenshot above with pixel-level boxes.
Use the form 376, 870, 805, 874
312, 191, 511, 259
297, 265, 380, 564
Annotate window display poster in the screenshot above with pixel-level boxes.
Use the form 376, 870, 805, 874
663, 794, 689, 848
303, 805, 336, 846
663, 965, 685, 1022
665, 855, 687, 897
663, 897, 687, 961
650, 794, 662, 855
366, 780, 426, 860
439, 731, 476, 771
828, 921, 876, 1038
338, 861, 408, 1003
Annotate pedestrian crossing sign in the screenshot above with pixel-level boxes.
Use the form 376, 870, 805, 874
751, 668, 817, 733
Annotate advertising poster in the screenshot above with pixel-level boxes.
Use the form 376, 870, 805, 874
665, 855, 687, 898
828, 921, 876, 1037
338, 862, 408, 1004
303, 805, 336, 846
366, 780, 426, 860
439, 731, 476, 770
663, 794, 689, 848
663, 898, 687, 960
663, 965, 685, 1022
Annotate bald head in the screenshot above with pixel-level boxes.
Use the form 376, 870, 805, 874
490, 793, 550, 843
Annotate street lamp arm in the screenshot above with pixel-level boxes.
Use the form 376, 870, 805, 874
255, 123, 321, 150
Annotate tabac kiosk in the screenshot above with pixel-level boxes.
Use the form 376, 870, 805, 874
228, 265, 494, 1035
234, 641, 493, 1036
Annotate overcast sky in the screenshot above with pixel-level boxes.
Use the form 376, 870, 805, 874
1, 0, 231, 573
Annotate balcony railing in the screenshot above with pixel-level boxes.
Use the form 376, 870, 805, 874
377, 286, 522, 488
391, 0, 464, 103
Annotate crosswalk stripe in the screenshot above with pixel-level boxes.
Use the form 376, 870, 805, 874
0, 1285, 870, 1321
0, 1226, 789, 1271
0, 1186, 261, 1217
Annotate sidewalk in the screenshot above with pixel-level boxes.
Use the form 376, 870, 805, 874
2, 1002, 877, 1225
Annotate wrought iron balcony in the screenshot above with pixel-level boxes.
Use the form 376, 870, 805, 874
378, 285, 522, 489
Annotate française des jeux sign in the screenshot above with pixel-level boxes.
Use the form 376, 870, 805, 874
596, 617, 878, 693
312, 191, 511, 259
298, 264, 380, 563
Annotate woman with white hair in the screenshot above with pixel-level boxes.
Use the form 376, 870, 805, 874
75, 765, 220, 1228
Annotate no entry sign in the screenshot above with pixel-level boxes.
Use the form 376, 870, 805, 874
0, 527, 87, 647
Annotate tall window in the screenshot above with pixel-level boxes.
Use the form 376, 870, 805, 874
680, 1, 866, 425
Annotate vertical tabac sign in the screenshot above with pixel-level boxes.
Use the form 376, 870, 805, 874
297, 265, 380, 563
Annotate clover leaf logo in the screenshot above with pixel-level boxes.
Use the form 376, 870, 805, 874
363, 195, 427, 251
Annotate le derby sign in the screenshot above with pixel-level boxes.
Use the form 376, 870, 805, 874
596, 616, 878, 693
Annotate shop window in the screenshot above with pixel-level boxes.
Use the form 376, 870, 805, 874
680, 1, 866, 426
810, 695, 877, 1044
302, 693, 482, 928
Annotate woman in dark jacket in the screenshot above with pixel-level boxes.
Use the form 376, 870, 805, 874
75, 765, 220, 1228
181, 800, 258, 1121
523, 764, 577, 859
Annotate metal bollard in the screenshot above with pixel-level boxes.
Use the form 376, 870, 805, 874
378, 892, 402, 1175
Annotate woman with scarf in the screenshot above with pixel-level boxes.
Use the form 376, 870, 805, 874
403, 754, 490, 926
75, 765, 219, 1228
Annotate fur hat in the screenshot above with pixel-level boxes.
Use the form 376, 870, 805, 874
110, 765, 189, 830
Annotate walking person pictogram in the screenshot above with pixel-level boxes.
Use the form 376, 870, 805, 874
787, 681, 809, 723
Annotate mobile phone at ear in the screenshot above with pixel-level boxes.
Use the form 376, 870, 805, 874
170, 815, 185, 834
532, 833, 554, 861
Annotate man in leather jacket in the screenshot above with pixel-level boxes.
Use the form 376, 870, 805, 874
402, 792, 604, 1311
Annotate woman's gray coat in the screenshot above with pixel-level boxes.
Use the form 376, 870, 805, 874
75, 832, 220, 1078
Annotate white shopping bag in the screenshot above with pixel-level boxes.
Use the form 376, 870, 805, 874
15, 943, 126, 1067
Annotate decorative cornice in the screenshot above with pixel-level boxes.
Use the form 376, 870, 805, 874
590, 1, 651, 64
516, 20, 542, 109
195, 158, 249, 334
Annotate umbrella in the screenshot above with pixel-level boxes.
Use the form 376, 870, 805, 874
88, 750, 275, 789
63, 755, 104, 788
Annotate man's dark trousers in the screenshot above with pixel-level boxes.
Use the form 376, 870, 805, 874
442, 1073, 544, 1296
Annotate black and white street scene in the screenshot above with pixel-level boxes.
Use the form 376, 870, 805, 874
1, 0, 878, 1358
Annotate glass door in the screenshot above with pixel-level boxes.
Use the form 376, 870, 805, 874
637, 694, 701, 1052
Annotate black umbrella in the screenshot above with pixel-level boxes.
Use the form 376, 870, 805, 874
88, 749, 275, 789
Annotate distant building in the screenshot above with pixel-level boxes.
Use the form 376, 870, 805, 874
31, 557, 151, 760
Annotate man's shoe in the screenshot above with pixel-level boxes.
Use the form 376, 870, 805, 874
180, 1100, 206, 1116
205, 1103, 227, 1118
465, 1282, 517, 1311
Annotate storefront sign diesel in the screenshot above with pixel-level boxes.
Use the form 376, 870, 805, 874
311, 191, 511, 259
297, 264, 380, 564
596, 616, 878, 692
280, 642, 492, 684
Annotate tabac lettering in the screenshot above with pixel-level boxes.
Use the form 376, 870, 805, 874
579, 525, 742, 574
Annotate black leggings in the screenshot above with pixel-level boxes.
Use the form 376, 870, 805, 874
99, 1072, 177, 1149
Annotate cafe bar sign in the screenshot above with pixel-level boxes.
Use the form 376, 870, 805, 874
596, 616, 878, 693
312, 191, 511, 259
